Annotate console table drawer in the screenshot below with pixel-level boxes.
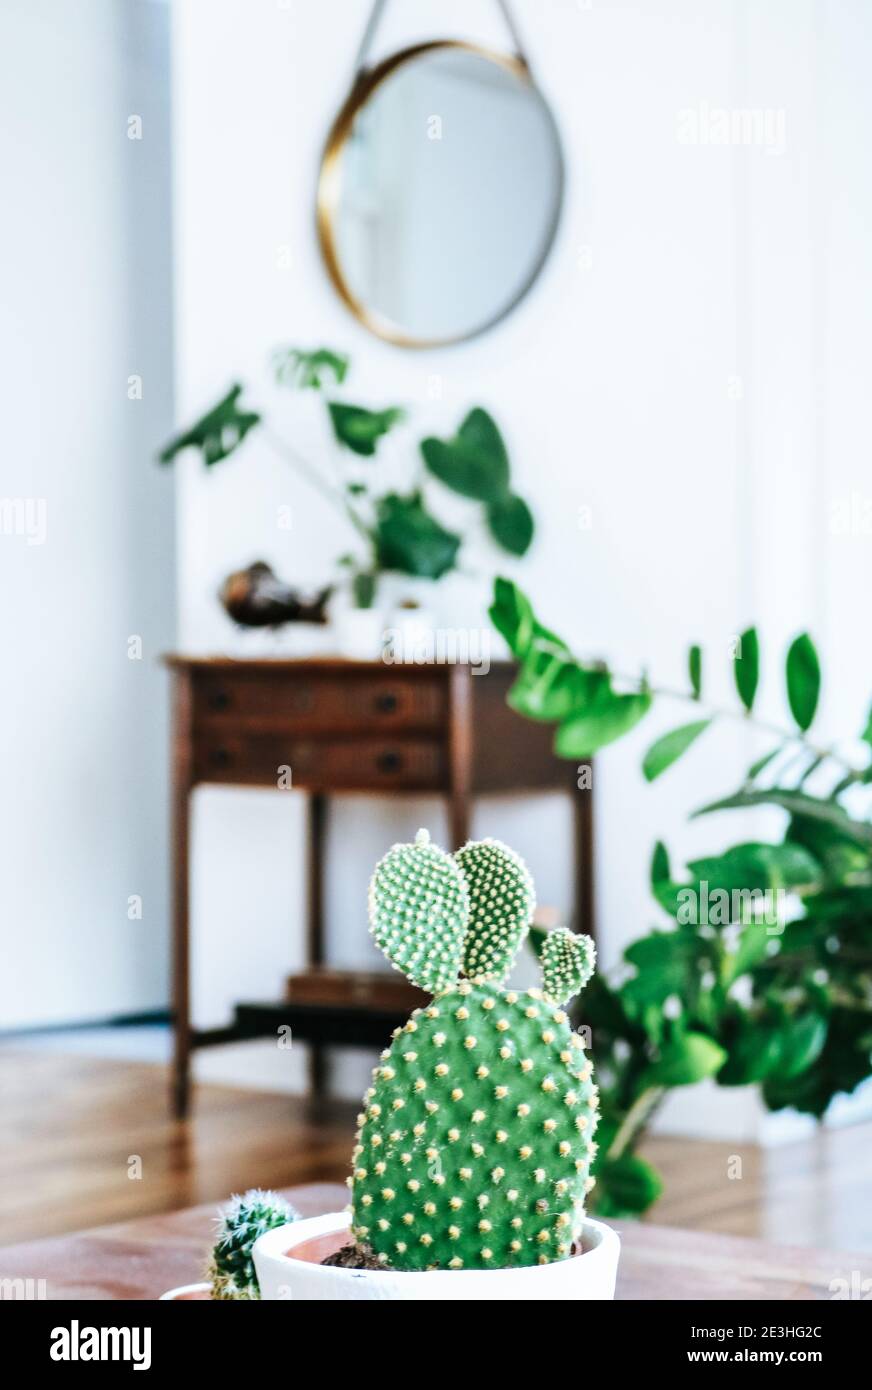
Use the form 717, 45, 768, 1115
193, 734, 446, 790
193, 670, 446, 732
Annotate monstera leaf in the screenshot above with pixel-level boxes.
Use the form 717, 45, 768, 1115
328, 402, 404, 456
421, 408, 509, 501
273, 347, 349, 390
159, 384, 261, 467
422, 409, 534, 557
374, 492, 461, 579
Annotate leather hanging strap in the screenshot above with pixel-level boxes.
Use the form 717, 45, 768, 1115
351, 0, 533, 81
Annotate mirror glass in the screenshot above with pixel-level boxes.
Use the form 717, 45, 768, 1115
319, 45, 564, 346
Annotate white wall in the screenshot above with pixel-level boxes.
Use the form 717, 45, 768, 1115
0, 0, 175, 1027
170, 0, 872, 1126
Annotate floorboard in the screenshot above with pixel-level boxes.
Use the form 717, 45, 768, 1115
1, 1049, 868, 1250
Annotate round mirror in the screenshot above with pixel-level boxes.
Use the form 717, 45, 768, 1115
317, 42, 564, 347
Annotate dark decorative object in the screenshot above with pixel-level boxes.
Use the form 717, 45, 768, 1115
219, 562, 332, 628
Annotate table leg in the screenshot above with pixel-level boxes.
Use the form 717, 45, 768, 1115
448, 666, 472, 849
573, 779, 595, 941
306, 792, 329, 1099
170, 671, 193, 1119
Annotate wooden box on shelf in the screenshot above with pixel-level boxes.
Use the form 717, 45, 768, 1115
285, 968, 428, 1014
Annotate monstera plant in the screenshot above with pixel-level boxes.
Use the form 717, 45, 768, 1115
491, 577, 872, 1217
159, 347, 533, 608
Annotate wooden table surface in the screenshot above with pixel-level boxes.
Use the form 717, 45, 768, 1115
1, 1183, 869, 1300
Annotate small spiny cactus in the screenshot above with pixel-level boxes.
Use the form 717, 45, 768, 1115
350, 829, 598, 1272
207, 1189, 298, 1299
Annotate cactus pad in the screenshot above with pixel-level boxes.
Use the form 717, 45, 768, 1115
369, 829, 469, 993
540, 928, 596, 1006
350, 981, 598, 1271
455, 838, 535, 983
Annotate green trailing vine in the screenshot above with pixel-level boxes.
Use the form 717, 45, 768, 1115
491, 577, 872, 1217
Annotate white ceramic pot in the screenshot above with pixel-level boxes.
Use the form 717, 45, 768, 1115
158, 1282, 211, 1301
384, 607, 436, 664
253, 1211, 619, 1302
331, 609, 386, 661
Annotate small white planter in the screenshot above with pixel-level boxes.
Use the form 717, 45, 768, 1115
331, 609, 386, 661
159, 1282, 211, 1301
254, 1211, 620, 1302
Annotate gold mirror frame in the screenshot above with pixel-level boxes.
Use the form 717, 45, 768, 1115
316, 40, 565, 349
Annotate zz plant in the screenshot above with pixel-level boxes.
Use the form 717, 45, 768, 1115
351, 829, 598, 1270
159, 347, 533, 608
491, 577, 872, 1218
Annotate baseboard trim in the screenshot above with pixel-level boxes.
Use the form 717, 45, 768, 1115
0, 1009, 171, 1041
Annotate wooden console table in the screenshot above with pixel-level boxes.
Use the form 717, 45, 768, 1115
164, 658, 593, 1118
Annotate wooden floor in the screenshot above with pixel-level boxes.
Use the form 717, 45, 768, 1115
1, 1049, 869, 1250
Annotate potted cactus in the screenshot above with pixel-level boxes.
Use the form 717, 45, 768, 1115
253, 830, 621, 1300
160, 1189, 297, 1301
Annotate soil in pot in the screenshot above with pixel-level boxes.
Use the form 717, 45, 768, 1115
291, 1228, 588, 1273
284, 1227, 383, 1269
321, 1242, 383, 1270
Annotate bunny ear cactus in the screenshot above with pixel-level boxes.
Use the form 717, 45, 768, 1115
208, 1189, 298, 1299
351, 829, 598, 1271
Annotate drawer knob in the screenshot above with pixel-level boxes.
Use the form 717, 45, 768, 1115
210, 747, 232, 768
377, 750, 403, 773
375, 691, 399, 714
209, 690, 230, 711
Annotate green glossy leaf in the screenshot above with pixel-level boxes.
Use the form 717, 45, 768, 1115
458, 407, 509, 469
593, 1154, 663, 1217
718, 1021, 783, 1085
328, 402, 404, 456
649, 841, 684, 915
777, 1014, 828, 1079
642, 719, 711, 782
579, 974, 646, 1043
689, 644, 702, 698
694, 789, 872, 848
786, 815, 867, 884
686, 841, 820, 897
374, 493, 460, 579
786, 633, 821, 732
159, 384, 260, 467
526, 923, 548, 962
734, 626, 759, 712
487, 493, 534, 556
622, 931, 698, 1009
554, 687, 652, 758
861, 703, 872, 746
746, 746, 782, 781
489, 578, 535, 657
272, 347, 349, 390
421, 407, 509, 502
651, 840, 671, 888
724, 920, 776, 985
420, 438, 504, 502
762, 1010, 870, 1116
641, 1031, 727, 1087
507, 652, 592, 724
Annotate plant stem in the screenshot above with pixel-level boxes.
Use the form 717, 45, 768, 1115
262, 426, 374, 550
608, 1086, 666, 1161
